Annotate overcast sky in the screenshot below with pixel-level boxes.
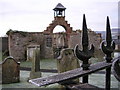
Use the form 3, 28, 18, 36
0, 0, 119, 36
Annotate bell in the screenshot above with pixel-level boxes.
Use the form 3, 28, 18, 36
58, 11, 62, 15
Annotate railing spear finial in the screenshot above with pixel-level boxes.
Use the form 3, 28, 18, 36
74, 14, 94, 83
106, 16, 112, 47
101, 16, 115, 90
101, 16, 115, 62
82, 14, 89, 51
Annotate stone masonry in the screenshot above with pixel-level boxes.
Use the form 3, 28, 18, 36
7, 16, 103, 61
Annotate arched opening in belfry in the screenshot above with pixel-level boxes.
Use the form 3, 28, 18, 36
52, 25, 68, 58
53, 25, 66, 33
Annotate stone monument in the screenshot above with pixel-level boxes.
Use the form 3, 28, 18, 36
29, 46, 41, 79
2, 56, 20, 84
57, 48, 80, 84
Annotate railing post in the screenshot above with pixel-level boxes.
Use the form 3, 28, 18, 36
101, 16, 115, 90
74, 14, 94, 83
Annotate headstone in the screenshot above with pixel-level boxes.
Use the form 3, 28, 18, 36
57, 48, 80, 84
29, 46, 41, 79
27, 45, 40, 61
2, 56, 20, 84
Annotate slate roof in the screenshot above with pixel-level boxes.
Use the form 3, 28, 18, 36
53, 3, 66, 11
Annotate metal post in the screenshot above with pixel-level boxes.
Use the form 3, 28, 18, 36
101, 16, 115, 90
64, 10, 65, 17
82, 59, 89, 83
54, 11, 55, 17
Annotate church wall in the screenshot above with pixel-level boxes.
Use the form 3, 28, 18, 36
7, 29, 103, 61
8, 30, 44, 61
69, 30, 104, 59
43, 34, 54, 59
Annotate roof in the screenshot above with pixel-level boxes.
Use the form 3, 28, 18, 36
53, 3, 66, 11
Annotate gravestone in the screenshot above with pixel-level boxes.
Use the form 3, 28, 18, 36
29, 46, 41, 79
27, 45, 40, 61
2, 56, 20, 84
57, 48, 80, 84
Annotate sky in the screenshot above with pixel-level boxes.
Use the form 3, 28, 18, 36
0, 0, 119, 36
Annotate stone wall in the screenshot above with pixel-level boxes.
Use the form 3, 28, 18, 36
69, 30, 102, 48
1, 37, 8, 52
53, 33, 67, 48
8, 30, 44, 61
7, 29, 103, 61
43, 34, 54, 59
44, 16, 72, 34
69, 30, 104, 59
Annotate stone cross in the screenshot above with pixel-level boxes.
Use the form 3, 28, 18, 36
57, 48, 80, 84
29, 46, 41, 79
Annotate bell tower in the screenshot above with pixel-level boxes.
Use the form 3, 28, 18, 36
53, 3, 66, 17
44, 3, 72, 34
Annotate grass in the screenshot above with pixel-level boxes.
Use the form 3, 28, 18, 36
89, 73, 119, 88
20, 59, 57, 69
20, 57, 104, 69
0, 52, 8, 63
0, 52, 2, 62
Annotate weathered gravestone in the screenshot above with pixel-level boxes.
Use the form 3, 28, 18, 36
57, 48, 80, 84
29, 46, 41, 79
1, 56, 20, 84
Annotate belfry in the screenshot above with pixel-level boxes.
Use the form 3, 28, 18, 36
53, 3, 66, 17
44, 3, 72, 34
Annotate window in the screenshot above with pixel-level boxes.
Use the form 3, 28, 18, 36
46, 37, 52, 47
